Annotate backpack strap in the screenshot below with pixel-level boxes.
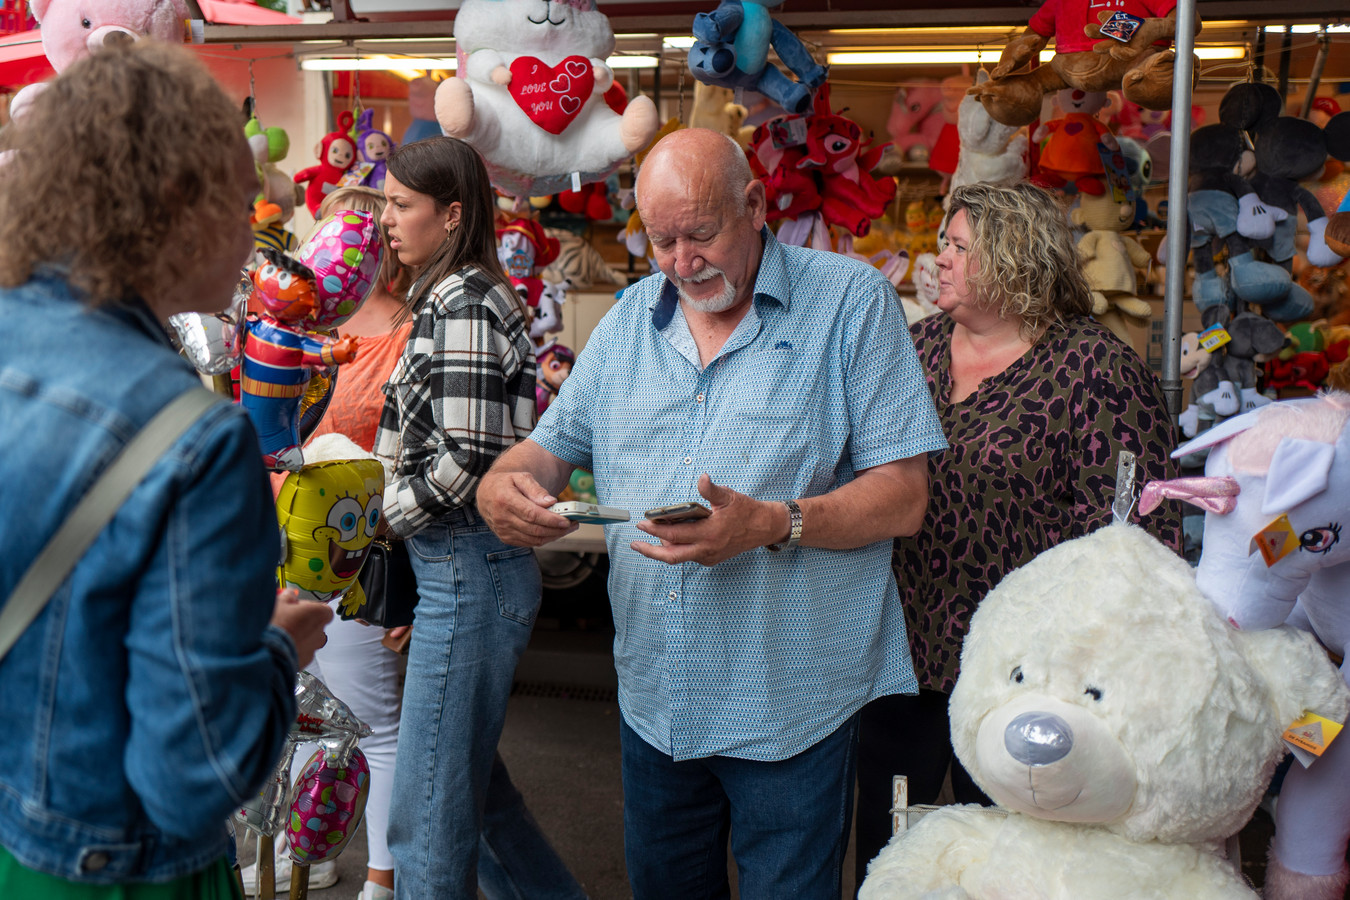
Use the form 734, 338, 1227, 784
0, 388, 224, 660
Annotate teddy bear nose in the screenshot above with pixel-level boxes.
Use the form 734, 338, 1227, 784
1004, 711, 1074, 766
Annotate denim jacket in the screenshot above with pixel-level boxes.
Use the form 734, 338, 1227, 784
0, 272, 298, 883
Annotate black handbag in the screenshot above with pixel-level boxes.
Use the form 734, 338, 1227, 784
344, 535, 419, 628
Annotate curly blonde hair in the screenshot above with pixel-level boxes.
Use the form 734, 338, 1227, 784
0, 40, 250, 307
945, 182, 1094, 344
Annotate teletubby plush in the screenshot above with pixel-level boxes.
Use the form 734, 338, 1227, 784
8, 0, 189, 120
1185, 120, 1292, 318
1145, 392, 1350, 900
1071, 180, 1153, 342
342, 108, 396, 192
968, 0, 1188, 129
435, 0, 658, 200
1032, 88, 1117, 189
686, 0, 827, 118
293, 112, 357, 217
241, 249, 360, 471
947, 69, 1028, 199
859, 523, 1350, 900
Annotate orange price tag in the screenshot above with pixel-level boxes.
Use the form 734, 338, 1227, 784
1250, 513, 1299, 567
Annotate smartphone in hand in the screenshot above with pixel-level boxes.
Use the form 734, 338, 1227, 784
644, 502, 712, 524
549, 501, 632, 524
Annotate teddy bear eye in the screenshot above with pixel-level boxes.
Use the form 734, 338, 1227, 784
1085, 686, 1103, 701
1010, 666, 1024, 684
81, 17, 91, 27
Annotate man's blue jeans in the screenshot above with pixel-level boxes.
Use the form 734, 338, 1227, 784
388, 508, 586, 900
619, 713, 859, 900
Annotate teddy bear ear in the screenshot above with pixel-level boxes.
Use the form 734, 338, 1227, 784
29, 0, 51, 21
1235, 627, 1350, 731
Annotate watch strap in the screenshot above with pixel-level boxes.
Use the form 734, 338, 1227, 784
766, 499, 803, 552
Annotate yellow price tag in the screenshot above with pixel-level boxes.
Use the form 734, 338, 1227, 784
1284, 712, 1344, 768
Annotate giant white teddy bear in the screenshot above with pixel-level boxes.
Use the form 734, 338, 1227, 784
859, 524, 1349, 900
436, 0, 659, 200
10, 0, 189, 120
1142, 390, 1350, 900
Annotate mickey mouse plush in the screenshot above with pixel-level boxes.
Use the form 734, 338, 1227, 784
1184, 121, 1291, 318
1223, 82, 1349, 319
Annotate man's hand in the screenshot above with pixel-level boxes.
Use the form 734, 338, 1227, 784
271, 587, 333, 670
632, 474, 783, 567
476, 469, 578, 547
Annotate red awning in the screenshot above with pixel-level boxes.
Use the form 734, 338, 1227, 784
0, 1, 299, 91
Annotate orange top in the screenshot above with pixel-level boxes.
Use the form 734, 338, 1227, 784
308, 322, 414, 452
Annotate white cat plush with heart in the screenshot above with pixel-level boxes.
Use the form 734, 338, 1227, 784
437, 0, 659, 199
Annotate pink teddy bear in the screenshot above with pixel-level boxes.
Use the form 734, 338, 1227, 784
10, 0, 189, 120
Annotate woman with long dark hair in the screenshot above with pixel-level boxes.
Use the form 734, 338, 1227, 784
375, 137, 586, 900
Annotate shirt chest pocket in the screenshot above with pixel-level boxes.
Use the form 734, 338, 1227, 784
384, 353, 433, 445
737, 349, 821, 420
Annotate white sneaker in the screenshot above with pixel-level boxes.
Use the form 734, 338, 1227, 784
357, 880, 395, 900
240, 851, 339, 895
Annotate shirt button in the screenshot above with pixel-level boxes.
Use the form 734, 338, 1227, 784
683, 456, 692, 465
696, 393, 705, 402
82, 852, 110, 872
668, 591, 677, 601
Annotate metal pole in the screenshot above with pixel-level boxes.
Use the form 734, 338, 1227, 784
1160, 0, 1197, 424
1277, 29, 1293, 99
1298, 27, 1331, 119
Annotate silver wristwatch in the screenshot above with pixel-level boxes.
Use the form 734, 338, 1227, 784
767, 499, 803, 552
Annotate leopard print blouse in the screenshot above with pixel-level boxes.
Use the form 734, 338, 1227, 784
897, 314, 1184, 692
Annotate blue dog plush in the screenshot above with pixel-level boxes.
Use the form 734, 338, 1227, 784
687, 0, 826, 117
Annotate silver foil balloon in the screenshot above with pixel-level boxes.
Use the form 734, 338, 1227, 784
292, 671, 372, 764
232, 742, 295, 837
168, 275, 249, 375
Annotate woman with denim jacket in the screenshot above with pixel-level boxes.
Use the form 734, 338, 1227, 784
0, 42, 332, 897
374, 137, 586, 900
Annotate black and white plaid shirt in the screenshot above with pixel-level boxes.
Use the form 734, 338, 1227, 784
374, 265, 536, 537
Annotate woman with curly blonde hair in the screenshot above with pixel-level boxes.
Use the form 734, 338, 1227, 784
0, 40, 331, 897
853, 181, 1182, 882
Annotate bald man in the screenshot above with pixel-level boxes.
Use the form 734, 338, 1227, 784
476, 128, 946, 899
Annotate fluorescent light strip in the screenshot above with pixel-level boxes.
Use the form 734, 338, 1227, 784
300, 54, 662, 72
301, 56, 457, 71
827, 46, 1245, 65
1264, 24, 1350, 33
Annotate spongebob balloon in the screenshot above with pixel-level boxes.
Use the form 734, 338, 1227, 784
276, 456, 384, 612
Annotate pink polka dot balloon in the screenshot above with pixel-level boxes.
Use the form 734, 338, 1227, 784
296, 209, 384, 329
285, 747, 370, 865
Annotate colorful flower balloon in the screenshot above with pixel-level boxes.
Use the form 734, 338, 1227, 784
285, 748, 370, 865
295, 209, 383, 328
